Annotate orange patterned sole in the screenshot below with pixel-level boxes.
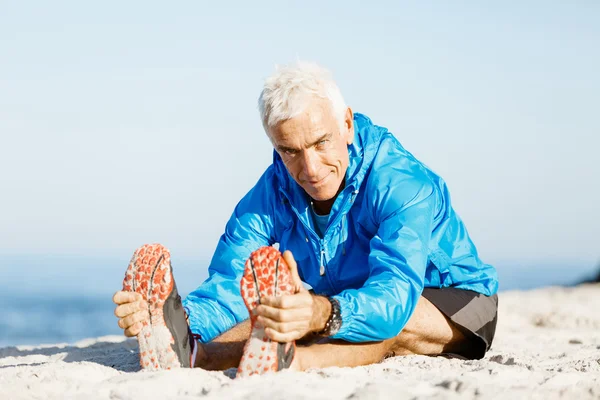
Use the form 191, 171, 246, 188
122, 243, 182, 370
237, 246, 296, 377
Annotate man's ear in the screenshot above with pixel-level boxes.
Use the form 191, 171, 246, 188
344, 107, 354, 145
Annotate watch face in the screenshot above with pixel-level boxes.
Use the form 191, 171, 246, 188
328, 315, 342, 336
327, 298, 342, 336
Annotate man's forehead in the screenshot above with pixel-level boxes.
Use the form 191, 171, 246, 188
270, 122, 333, 148
271, 107, 336, 141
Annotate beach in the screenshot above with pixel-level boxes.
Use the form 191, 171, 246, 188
1, 284, 598, 399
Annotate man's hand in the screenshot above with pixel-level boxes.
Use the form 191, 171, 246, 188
112, 291, 148, 337
255, 250, 332, 342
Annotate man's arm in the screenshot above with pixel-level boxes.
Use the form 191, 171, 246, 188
183, 171, 276, 343
255, 181, 437, 344
330, 181, 437, 342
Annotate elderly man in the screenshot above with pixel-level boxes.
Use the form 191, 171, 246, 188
113, 62, 498, 374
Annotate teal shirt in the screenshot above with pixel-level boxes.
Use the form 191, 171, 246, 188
310, 203, 329, 238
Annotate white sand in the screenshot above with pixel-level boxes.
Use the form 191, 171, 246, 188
1, 284, 599, 400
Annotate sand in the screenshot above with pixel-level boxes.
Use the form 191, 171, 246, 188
1, 284, 599, 400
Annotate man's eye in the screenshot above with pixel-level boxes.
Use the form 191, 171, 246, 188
316, 140, 328, 148
284, 149, 297, 156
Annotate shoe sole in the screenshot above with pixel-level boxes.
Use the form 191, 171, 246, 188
237, 246, 296, 377
122, 243, 181, 370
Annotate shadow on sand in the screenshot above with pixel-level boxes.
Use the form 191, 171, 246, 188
0, 338, 140, 372
0, 338, 238, 378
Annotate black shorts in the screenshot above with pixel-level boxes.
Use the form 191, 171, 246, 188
422, 287, 499, 360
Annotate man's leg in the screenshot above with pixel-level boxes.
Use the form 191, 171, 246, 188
193, 318, 334, 370
193, 291, 493, 371
193, 320, 251, 370
293, 295, 469, 371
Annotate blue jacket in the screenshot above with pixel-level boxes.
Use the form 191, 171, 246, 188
184, 113, 498, 343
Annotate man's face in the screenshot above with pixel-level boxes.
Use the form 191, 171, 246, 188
268, 99, 354, 202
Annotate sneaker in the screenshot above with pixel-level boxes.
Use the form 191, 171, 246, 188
237, 246, 296, 377
122, 243, 195, 370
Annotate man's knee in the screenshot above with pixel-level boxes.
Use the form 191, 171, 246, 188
387, 296, 468, 357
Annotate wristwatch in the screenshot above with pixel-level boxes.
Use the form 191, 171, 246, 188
316, 297, 342, 337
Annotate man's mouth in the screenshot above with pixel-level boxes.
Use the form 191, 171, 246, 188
307, 173, 330, 186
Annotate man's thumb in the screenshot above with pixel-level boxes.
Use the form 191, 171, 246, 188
282, 250, 306, 293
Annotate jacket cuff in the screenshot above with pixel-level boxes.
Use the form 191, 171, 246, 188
329, 294, 353, 340
183, 298, 240, 343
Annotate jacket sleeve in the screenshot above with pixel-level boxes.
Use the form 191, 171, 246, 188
182, 179, 275, 343
331, 180, 436, 342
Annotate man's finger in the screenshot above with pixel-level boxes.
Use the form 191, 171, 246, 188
118, 310, 148, 330
258, 316, 308, 334
256, 303, 312, 322
282, 250, 305, 292
113, 291, 142, 305
260, 293, 312, 310
124, 321, 143, 337
265, 327, 300, 343
114, 300, 147, 318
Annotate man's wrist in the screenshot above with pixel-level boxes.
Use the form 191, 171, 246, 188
311, 295, 332, 333
313, 296, 342, 337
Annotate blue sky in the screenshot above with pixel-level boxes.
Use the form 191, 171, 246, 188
1, 1, 598, 284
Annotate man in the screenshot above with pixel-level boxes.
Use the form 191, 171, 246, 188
113, 62, 498, 374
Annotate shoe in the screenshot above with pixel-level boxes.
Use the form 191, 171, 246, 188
237, 246, 296, 377
122, 243, 195, 370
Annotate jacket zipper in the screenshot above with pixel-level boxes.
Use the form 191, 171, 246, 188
327, 188, 359, 235
338, 189, 358, 258
285, 196, 326, 275
278, 188, 320, 241
319, 245, 326, 276
278, 187, 359, 277
319, 188, 359, 275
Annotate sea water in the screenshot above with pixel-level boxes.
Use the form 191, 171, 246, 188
0, 254, 595, 347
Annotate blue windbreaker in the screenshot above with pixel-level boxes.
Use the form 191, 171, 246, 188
183, 113, 498, 343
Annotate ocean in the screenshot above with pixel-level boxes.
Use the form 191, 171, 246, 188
0, 254, 207, 348
0, 254, 596, 348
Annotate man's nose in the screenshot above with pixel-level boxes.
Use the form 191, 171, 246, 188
301, 150, 319, 178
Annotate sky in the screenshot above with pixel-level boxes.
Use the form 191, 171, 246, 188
1, 1, 599, 289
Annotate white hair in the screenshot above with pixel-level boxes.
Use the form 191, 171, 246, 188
258, 61, 347, 133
